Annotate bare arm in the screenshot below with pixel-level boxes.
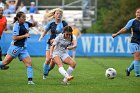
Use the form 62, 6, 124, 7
12, 33, 29, 40
14, 0, 18, 6
67, 39, 77, 50
38, 31, 48, 41
112, 27, 127, 38
50, 44, 55, 58
31, 21, 37, 27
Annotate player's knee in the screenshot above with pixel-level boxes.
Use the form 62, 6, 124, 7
71, 61, 76, 68
45, 59, 50, 64
3, 58, 12, 65
134, 53, 140, 60
25, 61, 32, 67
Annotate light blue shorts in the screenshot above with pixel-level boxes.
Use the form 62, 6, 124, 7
129, 43, 140, 53
7, 45, 30, 61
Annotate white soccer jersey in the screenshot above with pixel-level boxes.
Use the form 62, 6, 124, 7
52, 33, 76, 54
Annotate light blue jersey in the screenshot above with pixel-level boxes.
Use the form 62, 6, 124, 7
7, 21, 32, 60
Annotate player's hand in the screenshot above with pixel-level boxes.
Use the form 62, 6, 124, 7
112, 34, 117, 38
50, 39, 54, 44
24, 33, 30, 38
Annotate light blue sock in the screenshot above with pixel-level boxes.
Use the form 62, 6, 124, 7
43, 63, 50, 75
128, 61, 134, 72
48, 65, 52, 71
27, 66, 33, 78
0, 61, 3, 66
134, 60, 140, 77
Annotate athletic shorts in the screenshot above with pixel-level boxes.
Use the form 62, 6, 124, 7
129, 43, 140, 53
7, 45, 30, 61
52, 52, 70, 61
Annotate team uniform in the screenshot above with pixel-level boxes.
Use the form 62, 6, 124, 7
45, 19, 68, 50
52, 33, 76, 61
6, 21, 34, 81
43, 20, 68, 77
124, 18, 140, 76
7, 21, 32, 60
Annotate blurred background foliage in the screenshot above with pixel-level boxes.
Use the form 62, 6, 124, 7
87, 0, 140, 33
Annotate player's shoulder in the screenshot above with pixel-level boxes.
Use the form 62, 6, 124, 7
13, 22, 19, 27
57, 33, 63, 37
128, 18, 136, 23
48, 20, 55, 24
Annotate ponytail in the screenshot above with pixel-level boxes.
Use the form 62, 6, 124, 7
12, 17, 18, 24
12, 11, 24, 24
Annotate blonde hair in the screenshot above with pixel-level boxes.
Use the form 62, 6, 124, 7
47, 8, 63, 20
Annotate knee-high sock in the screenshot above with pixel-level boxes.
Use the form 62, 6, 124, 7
43, 63, 50, 75
48, 64, 53, 71
0, 61, 4, 67
134, 60, 140, 76
27, 66, 33, 79
63, 66, 74, 82
128, 61, 134, 72
67, 66, 74, 76
59, 67, 69, 78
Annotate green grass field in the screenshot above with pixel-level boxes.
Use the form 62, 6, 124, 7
0, 57, 140, 93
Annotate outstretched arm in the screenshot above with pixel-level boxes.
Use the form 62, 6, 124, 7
38, 31, 47, 41
112, 27, 127, 38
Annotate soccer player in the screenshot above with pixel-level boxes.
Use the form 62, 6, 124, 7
0, 6, 9, 70
0, 11, 37, 84
38, 8, 68, 79
112, 8, 140, 77
50, 26, 77, 84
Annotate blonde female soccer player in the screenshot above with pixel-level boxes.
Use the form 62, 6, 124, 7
38, 8, 68, 79
50, 26, 77, 84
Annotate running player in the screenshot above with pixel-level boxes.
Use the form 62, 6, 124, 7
112, 8, 140, 77
50, 26, 77, 84
0, 11, 37, 84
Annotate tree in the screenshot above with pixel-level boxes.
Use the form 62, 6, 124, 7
87, 0, 140, 33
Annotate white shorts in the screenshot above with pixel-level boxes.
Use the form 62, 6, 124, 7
52, 52, 70, 61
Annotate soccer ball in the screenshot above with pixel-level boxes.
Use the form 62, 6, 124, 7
105, 68, 117, 79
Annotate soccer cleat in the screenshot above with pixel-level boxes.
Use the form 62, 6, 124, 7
43, 75, 47, 80
28, 81, 35, 85
67, 76, 74, 81
125, 69, 130, 76
136, 75, 140, 77
0, 65, 9, 70
61, 81, 70, 85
